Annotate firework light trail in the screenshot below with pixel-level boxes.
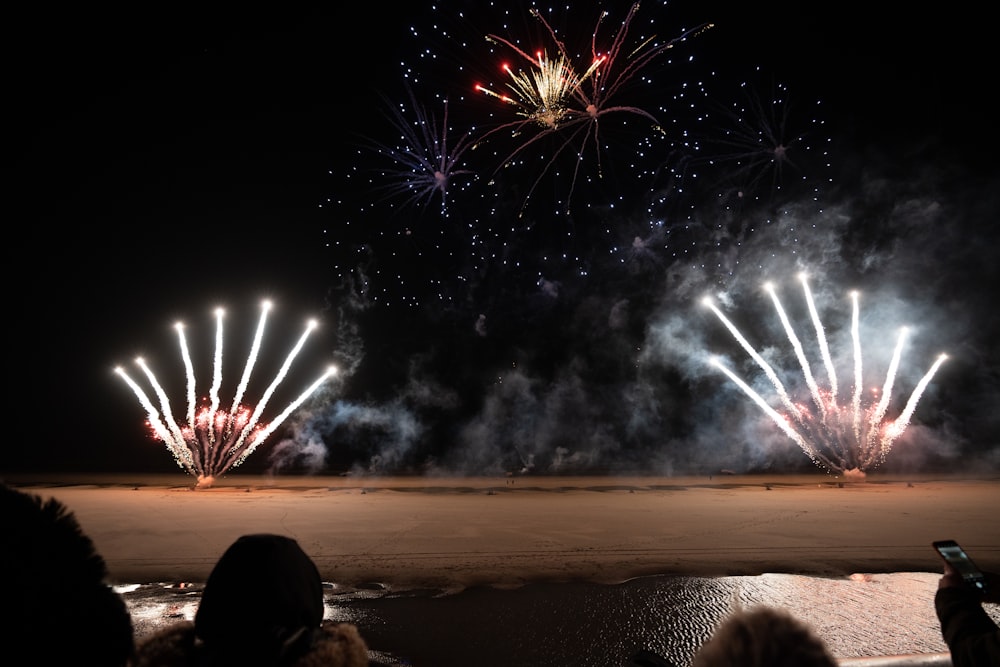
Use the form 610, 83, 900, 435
365, 86, 478, 213
688, 73, 831, 208
326, 2, 723, 312
473, 3, 712, 212
704, 274, 947, 478
114, 300, 336, 488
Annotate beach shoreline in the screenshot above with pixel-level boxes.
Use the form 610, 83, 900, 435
5, 472, 998, 590
8, 472, 998, 665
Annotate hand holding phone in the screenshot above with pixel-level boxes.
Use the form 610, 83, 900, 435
933, 540, 989, 595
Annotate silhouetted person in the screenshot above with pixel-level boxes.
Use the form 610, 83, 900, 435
689, 605, 838, 667
0, 482, 135, 666
935, 560, 1000, 667
133, 533, 369, 667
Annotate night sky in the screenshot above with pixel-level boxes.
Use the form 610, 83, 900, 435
10, 2, 999, 478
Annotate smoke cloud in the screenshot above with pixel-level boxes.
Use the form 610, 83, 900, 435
284, 146, 1000, 479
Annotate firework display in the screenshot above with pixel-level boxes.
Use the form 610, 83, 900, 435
363, 85, 478, 213
308, 1, 959, 478
326, 2, 832, 311
470, 5, 711, 210
90, 2, 979, 481
705, 275, 947, 478
115, 301, 336, 487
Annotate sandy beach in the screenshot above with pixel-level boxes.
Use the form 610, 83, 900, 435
6, 472, 1000, 665
6, 472, 998, 589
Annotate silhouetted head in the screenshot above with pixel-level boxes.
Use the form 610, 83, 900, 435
691, 605, 838, 667
1, 483, 135, 666
195, 533, 325, 664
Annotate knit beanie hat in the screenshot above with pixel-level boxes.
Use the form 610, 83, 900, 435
195, 534, 325, 664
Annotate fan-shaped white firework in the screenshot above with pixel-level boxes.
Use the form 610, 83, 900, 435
703, 274, 947, 479
115, 300, 336, 488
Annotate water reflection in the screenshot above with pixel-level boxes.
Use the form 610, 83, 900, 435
123, 572, 1000, 667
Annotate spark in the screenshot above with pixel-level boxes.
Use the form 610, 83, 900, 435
115, 300, 337, 488
683, 72, 832, 213
704, 275, 947, 478
364, 86, 477, 213
325, 2, 716, 310
476, 45, 605, 130
474, 3, 712, 213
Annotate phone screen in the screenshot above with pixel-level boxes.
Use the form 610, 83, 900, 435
934, 540, 988, 594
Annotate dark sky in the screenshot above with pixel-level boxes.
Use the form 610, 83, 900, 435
10, 2, 999, 478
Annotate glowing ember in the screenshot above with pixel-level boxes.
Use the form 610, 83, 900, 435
476, 45, 604, 130
474, 3, 712, 211
115, 300, 336, 488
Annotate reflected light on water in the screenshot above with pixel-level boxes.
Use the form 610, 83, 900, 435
120, 572, 1000, 666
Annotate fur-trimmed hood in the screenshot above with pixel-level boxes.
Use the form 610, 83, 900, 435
132, 620, 369, 667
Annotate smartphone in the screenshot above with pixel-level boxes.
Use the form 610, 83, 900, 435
933, 540, 988, 594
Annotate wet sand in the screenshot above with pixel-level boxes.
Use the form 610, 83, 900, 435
6, 472, 999, 590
